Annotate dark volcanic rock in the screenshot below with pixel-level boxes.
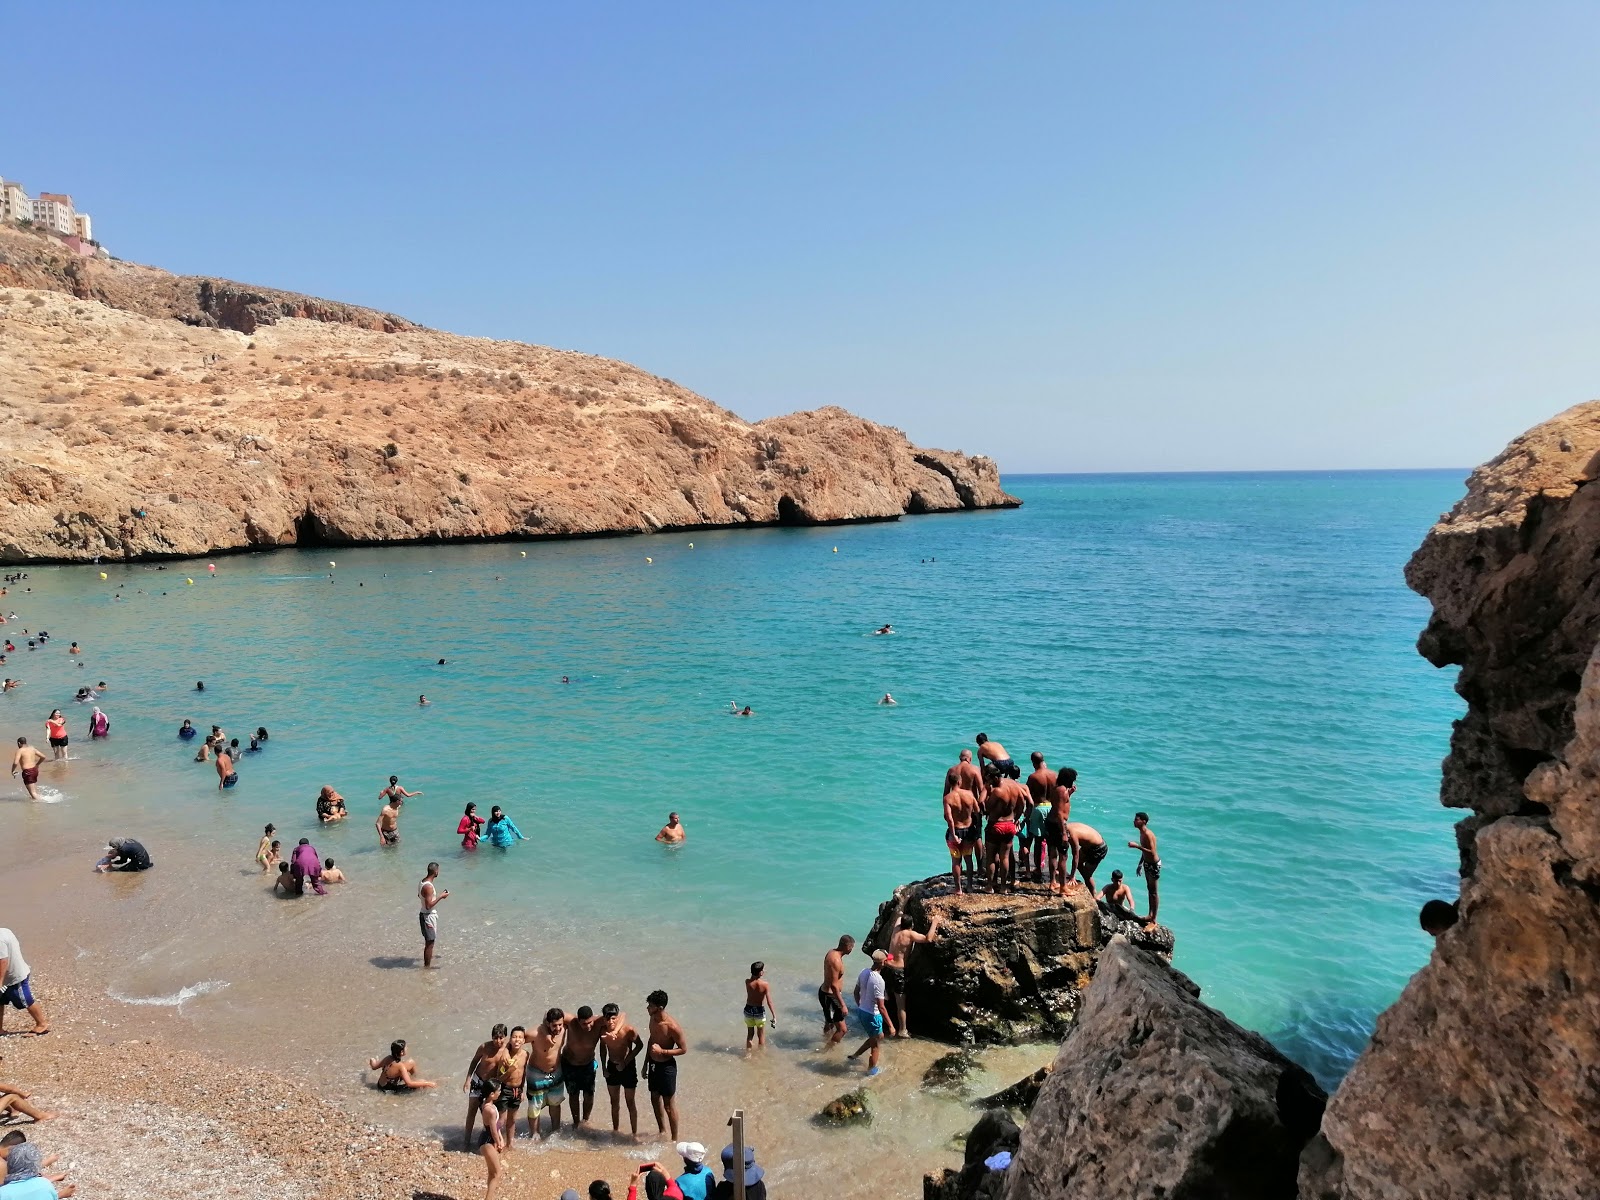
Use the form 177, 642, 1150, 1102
923, 1050, 981, 1095
1301, 403, 1600, 1200
976, 1064, 1052, 1114
865, 875, 1173, 1045
925, 1109, 1021, 1200
1004, 938, 1325, 1200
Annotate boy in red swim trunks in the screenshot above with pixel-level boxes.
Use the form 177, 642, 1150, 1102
9, 739, 45, 802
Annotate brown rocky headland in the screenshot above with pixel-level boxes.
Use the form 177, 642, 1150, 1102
0, 224, 1017, 563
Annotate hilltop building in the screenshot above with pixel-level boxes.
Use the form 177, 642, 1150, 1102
0, 174, 102, 254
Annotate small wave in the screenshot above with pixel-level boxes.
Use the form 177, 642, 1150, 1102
29, 788, 66, 805
109, 979, 230, 1008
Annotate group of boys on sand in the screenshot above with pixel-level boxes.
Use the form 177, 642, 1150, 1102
943, 735, 1163, 922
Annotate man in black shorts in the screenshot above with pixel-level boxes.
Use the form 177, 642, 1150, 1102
599, 1003, 643, 1138
644, 989, 686, 1141
819, 935, 853, 1047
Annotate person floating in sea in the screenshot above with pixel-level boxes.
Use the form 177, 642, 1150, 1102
316, 786, 348, 824
560, 1007, 606, 1128
1044, 768, 1076, 894
369, 1039, 437, 1091
819, 935, 854, 1048
1065, 820, 1108, 894
734, 706, 754, 717
975, 732, 1019, 780
255, 824, 276, 872
942, 776, 981, 895
462, 1024, 509, 1149
885, 915, 940, 1038
377, 794, 404, 846
1022, 752, 1056, 883
1100, 870, 1142, 922
522, 1009, 570, 1140
483, 805, 527, 849
873, 624, 894, 635
418, 694, 430, 706
459, 802, 486, 850
255, 726, 269, 743
10, 738, 45, 802
878, 693, 897, 705
655, 812, 685, 843
194, 681, 204, 692
644, 990, 686, 1142
599, 1003, 644, 1140
418, 862, 447, 967
1130, 812, 1160, 924
742, 962, 775, 1051
321, 858, 346, 883
847, 950, 895, 1075
44, 711, 67, 762
983, 766, 1028, 894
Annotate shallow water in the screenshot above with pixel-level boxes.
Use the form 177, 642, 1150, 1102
0, 470, 1465, 1189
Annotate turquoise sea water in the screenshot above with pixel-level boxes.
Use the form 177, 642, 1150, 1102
0, 469, 1464, 1101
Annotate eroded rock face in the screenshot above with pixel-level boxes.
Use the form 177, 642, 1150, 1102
925, 1109, 1021, 1200
1005, 939, 1325, 1200
864, 876, 1173, 1045
1301, 402, 1600, 1200
0, 227, 1017, 563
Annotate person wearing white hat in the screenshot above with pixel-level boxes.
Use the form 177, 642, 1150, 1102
674, 1143, 713, 1200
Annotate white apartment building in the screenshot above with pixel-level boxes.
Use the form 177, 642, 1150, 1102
0, 178, 30, 223
31, 192, 76, 235
73, 212, 92, 241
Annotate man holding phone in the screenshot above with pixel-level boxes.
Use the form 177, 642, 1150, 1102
418, 862, 449, 968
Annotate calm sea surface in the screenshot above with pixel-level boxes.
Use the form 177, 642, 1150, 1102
0, 469, 1466, 1185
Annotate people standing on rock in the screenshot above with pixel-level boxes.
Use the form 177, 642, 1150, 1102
944, 747, 986, 798
1100, 870, 1142, 922
644, 990, 686, 1141
418, 862, 447, 967
847, 949, 895, 1075
742, 962, 775, 1051
599, 1002, 644, 1139
377, 794, 404, 846
943, 780, 981, 894
462, 1024, 510, 1149
10, 739, 45, 802
1023, 753, 1056, 882
1065, 821, 1108, 894
819, 935, 855, 1047
44, 711, 67, 762
368, 1039, 438, 1090
885, 915, 941, 1038
1044, 768, 1076, 894
560, 1006, 606, 1127
1130, 812, 1160, 924
983, 766, 1028, 894
975, 733, 1019, 780
655, 812, 686, 843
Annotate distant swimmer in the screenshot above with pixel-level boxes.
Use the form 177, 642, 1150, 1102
10, 738, 45, 801
655, 812, 685, 844
178, 720, 197, 740
67, 642, 79, 654
195, 681, 205, 692
418, 695, 430, 706
377, 795, 404, 846
369, 1039, 436, 1090
873, 624, 894, 635
735, 706, 755, 717
245, 736, 261, 753
0, 680, 18, 692
975, 732, 1020, 779
321, 857, 346, 883
45, 711, 67, 761
437, 659, 447, 665
255, 726, 269, 742
256, 824, 276, 872
878, 693, 897, 705
561, 676, 570, 684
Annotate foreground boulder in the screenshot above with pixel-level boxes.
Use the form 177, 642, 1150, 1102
925, 1109, 1021, 1200
1302, 403, 1600, 1200
1004, 938, 1325, 1200
865, 875, 1173, 1045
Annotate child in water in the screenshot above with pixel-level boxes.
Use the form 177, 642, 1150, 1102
458, 803, 485, 850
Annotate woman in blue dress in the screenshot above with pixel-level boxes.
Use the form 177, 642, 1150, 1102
483, 805, 528, 849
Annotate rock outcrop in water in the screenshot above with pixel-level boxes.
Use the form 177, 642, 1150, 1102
0, 224, 1017, 563
1299, 402, 1600, 1200
864, 875, 1173, 1045
1001, 939, 1326, 1200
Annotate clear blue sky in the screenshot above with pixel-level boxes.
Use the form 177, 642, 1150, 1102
8, 2, 1599, 471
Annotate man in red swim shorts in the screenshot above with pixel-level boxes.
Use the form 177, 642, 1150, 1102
9, 737, 45, 801
983, 766, 1028, 895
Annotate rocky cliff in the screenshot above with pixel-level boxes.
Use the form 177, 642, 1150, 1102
0, 225, 1017, 563
864, 875, 1173, 1045
1300, 402, 1600, 1199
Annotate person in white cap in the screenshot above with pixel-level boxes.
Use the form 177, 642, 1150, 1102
675, 1142, 714, 1200
847, 949, 896, 1075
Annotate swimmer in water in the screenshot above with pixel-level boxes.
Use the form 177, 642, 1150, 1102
418, 695, 429, 706
655, 812, 685, 844
483, 805, 527, 849
437, 659, 447, 665
736, 706, 755, 717
878, 693, 897, 705
322, 858, 346, 883
45, 710, 67, 761
561, 676, 570, 684
874, 624, 894, 635
255, 726, 269, 742
178, 719, 196, 740
195, 681, 205, 692
216, 742, 237, 790
68, 642, 80, 654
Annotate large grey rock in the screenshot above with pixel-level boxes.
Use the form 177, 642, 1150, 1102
925, 1109, 1021, 1200
1004, 938, 1325, 1200
1303, 405, 1600, 1200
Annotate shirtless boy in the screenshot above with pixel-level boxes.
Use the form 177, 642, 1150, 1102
1100, 870, 1142, 922
819, 935, 854, 1047
599, 1003, 644, 1138
521, 1008, 569, 1139
743, 963, 775, 1050
560, 1007, 606, 1125
377, 796, 403, 846
975, 733, 1019, 779
644, 989, 686, 1142
462, 1024, 509, 1149
321, 858, 346, 883
943, 780, 981, 894
493, 1027, 531, 1149
1065, 821, 1108, 893
1130, 812, 1161, 923
9, 738, 45, 802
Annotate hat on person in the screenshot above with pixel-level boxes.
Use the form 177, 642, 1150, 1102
871, 949, 888, 965
720, 1145, 765, 1186
676, 1142, 707, 1165
560, 1190, 581, 1200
